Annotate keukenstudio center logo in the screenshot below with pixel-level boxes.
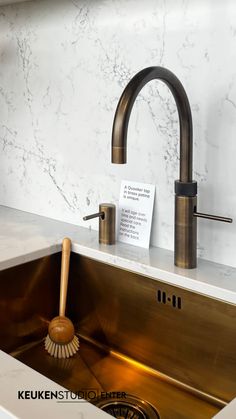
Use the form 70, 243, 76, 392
17, 389, 127, 403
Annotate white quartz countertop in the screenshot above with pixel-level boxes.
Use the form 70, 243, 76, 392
213, 398, 236, 419
0, 204, 235, 419
0, 205, 235, 304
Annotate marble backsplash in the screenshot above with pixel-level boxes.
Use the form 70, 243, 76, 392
0, 0, 235, 267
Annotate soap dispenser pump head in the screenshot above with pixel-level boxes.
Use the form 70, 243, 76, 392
83, 203, 116, 245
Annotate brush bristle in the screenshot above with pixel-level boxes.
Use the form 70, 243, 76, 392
45, 334, 79, 358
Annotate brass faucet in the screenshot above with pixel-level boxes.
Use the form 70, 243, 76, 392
111, 66, 232, 268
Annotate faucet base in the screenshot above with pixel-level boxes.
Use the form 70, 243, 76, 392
174, 195, 197, 269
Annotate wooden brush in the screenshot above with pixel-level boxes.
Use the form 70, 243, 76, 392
45, 237, 79, 358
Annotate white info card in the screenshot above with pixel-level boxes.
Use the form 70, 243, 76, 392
118, 180, 155, 248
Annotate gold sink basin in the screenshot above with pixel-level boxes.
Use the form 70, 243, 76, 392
1, 252, 236, 418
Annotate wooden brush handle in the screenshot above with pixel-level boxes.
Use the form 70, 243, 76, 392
59, 238, 71, 317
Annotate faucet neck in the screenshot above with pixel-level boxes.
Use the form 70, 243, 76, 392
112, 66, 193, 183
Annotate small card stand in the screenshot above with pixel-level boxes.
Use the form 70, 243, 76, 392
118, 180, 155, 248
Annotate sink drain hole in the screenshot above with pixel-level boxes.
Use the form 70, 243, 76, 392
95, 394, 160, 419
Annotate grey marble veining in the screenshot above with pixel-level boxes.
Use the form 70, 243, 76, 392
0, 0, 235, 267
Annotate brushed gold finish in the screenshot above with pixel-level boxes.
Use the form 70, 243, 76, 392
111, 67, 193, 182
83, 211, 105, 221
1, 253, 236, 417
95, 394, 160, 418
0, 253, 61, 353
79, 332, 225, 408
69, 254, 236, 403
83, 204, 116, 245
193, 212, 233, 223
112, 146, 126, 164
175, 195, 197, 268
99, 203, 116, 245
111, 66, 233, 268
13, 337, 220, 419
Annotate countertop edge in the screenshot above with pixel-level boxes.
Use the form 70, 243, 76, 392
0, 205, 235, 305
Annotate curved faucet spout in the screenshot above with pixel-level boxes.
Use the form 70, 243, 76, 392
112, 66, 193, 183
111, 66, 232, 269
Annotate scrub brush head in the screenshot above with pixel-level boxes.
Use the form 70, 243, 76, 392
45, 316, 79, 358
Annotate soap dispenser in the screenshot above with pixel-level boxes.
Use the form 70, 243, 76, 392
83, 203, 116, 245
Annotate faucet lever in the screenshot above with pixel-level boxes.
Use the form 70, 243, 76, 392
193, 211, 233, 223
83, 211, 105, 221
